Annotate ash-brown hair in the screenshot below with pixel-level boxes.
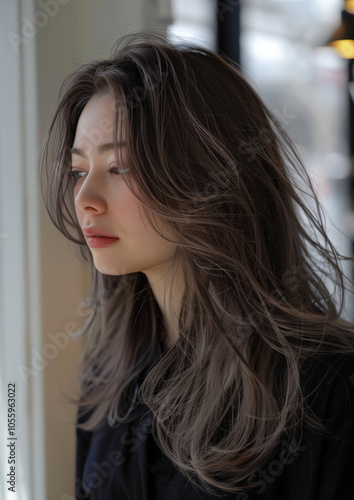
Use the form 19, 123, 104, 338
38, 30, 354, 495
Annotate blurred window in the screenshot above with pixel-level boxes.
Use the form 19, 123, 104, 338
241, 0, 353, 318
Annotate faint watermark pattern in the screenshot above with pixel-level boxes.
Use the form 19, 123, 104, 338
60, 416, 154, 499
17, 320, 80, 385
7, 0, 71, 54
235, 439, 307, 499
65, 61, 168, 159
176, 104, 297, 224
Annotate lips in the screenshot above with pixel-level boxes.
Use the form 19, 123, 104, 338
82, 226, 119, 248
82, 226, 118, 238
89, 235, 116, 239
89, 235, 116, 238
85, 235, 119, 248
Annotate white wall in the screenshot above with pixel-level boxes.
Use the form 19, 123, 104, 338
1, 2, 45, 499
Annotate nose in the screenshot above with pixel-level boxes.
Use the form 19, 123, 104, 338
74, 171, 108, 214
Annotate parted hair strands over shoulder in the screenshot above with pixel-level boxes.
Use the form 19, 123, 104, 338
38, 30, 354, 495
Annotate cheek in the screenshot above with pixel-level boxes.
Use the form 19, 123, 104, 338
116, 193, 160, 242
116, 183, 142, 217
117, 196, 147, 235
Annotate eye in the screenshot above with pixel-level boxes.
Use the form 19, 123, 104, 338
108, 163, 130, 175
68, 170, 86, 180
68, 164, 130, 180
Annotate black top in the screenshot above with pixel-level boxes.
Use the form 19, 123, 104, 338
75, 339, 354, 499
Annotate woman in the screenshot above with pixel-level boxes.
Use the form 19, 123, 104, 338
38, 30, 354, 499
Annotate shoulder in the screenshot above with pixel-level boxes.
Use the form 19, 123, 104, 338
300, 350, 354, 432
301, 347, 354, 374
300, 350, 354, 394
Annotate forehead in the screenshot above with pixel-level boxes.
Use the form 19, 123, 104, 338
72, 93, 127, 151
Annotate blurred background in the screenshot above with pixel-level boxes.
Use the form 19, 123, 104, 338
1, 0, 353, 498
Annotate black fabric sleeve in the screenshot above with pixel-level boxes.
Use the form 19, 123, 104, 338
314, 352, 354, 499
75, 405, 94, 492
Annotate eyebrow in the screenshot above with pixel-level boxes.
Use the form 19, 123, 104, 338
69, 141, 126, 157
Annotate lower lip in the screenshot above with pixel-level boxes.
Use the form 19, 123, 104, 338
86, 236, 119, 248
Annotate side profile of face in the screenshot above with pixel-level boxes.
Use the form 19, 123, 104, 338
71, 92, 177, 277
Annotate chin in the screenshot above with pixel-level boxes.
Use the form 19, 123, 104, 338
100, 269, 126, 276
93, 261, 132, 276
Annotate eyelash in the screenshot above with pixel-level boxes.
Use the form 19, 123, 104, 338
69, 165, 130, 180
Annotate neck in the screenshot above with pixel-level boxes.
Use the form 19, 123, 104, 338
144, 258, 185, 349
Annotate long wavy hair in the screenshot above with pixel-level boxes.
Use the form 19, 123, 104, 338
38, 30, 354, 495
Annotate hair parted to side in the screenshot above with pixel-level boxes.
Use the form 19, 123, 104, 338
38, 29, 354, 496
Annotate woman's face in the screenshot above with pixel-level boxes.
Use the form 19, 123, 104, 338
71, 92, 177, 276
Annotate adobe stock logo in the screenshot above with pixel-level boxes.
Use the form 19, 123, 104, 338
235, 439, 307, 499
60, 419, 154, 499
7, 0, 71, 54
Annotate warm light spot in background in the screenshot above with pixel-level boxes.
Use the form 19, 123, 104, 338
345, 0, 354, 13
331, 39, 354, 58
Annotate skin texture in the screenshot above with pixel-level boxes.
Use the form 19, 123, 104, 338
71, 93, 184, 346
